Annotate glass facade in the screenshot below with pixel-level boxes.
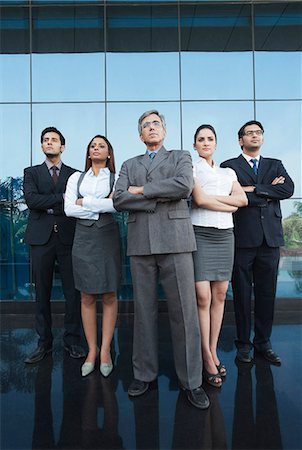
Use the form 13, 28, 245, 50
0, 0, 301, 301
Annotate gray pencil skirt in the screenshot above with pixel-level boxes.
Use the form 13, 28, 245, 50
72, 220, 121, 294
193, 226, 234, 282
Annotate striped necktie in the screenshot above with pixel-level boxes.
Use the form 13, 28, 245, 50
250, 158, 258, 175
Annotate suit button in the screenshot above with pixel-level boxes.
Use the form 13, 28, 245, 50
147, 177, 152, 182
261, 216, 264, 219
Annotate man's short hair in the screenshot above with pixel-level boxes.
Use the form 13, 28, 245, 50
41, 127, 65, 146
138, 110, 166, 134
238, 120, 264, 139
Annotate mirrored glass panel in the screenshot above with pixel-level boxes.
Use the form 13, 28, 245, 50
0, 105, 31, 301
279, 199, 302, 299
0, 6, 30, 54
256, 100, 301, 197
32, 6, 104, 53
106, 4, 179, 101
180, 4, 253, 100
31, 103, 106, 170
32, 53, 105, 102
106, 52, 180, 101
0, 54, 30, 102
254, 3, 302, 100
182, 101, 255, 164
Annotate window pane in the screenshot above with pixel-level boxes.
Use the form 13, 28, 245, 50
279, 199, 302, 299
256, 100, 301, 197
106, 52, 180, 101
106, 4, 178, 52
180, 4, 253, 100
32, 6, 104, 53
0, 7, 29, 53
0, 105, 31, 301
32, 53, 105, 101
0, 54, 30, 102
254, 3, 302, 100
182, 101, 255, 163
32, 103, 106, 170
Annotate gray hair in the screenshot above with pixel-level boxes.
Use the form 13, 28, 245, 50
138, 110, 166, 134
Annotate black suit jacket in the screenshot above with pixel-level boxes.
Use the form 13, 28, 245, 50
220, 155, 294, 248
23, 162, 77, 245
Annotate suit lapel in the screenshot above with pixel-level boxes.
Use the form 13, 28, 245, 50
147, 146, 169, 175
57, 163, 68, 190
257, 156, 268, 183
238, 154, 257, 183
138, 153, 152, 172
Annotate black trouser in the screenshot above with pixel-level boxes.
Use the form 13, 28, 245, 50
31, 232, 81, 346
232, 240, 280, 351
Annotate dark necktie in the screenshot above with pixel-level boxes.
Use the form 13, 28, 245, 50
250, 158, 258, 175
149, 152, 156, 160
51, 166, 59, 184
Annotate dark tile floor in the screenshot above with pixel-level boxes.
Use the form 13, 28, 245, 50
1, 314, 302, 450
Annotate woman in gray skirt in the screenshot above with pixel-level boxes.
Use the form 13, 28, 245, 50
191, 124, 247, 387
65, 135, 121, 378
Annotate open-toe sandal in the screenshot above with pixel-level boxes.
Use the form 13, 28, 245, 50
203, 370, 222, 388
216, 363, 227, 378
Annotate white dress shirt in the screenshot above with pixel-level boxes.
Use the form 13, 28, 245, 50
190, 157, 237, 229
64, 167, 116, 220
242, 152, 260, 170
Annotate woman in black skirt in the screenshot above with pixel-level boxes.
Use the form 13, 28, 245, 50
65, 135, 121, 378
191, 124, 247, 387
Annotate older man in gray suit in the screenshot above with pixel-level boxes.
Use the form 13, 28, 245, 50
113, 110, 209, 409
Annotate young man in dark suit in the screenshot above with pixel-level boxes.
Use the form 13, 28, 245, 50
221, 120, 294, 365
23, 127, 84, 363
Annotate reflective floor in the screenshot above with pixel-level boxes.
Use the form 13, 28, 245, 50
1, 314, 302, 450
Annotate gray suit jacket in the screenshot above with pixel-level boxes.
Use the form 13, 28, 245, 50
113, 146, 196, 256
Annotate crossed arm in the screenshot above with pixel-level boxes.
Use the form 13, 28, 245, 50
192, 180, 248, 212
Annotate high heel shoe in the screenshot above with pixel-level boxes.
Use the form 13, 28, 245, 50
216, 363, 227, 378
203, 369, 222, 388
100, 362, 113, 377
81, 362, 95, 377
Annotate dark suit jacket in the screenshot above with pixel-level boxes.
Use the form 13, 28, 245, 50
220, 155, 294, 248
23, 162, 77, 245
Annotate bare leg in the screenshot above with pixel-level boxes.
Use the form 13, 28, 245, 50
210, 280, 228, 374
81, 292, 98, 364
100, 292, 118, 365
196, 281, 221, 383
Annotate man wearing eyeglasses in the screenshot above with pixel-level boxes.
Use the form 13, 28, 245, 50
221, 120, 294, 365
113, 110, 209, 409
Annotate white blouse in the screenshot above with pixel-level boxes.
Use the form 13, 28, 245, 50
64, 167, 116, 220
190, 157, 237, 229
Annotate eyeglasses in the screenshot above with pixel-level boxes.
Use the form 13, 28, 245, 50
243, 130, 264, 136
142, 120, 162, 129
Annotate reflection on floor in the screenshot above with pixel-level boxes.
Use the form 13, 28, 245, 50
1, 314, 302, 450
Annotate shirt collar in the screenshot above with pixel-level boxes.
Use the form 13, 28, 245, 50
45, 159, 62, 170
242, 153, 260, 164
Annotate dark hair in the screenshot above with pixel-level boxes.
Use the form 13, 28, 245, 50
193, 124, 217, 144
41, 127, 65, 146
84, 135, 116, 173
238, 120, 264, 139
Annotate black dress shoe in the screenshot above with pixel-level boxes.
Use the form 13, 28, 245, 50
236, 348, 253, 363
64, 344, 85, 359
128, 379, 150, 397
258, 349, 281, 365
24, 344, 52, 364
185, 387, 210, 410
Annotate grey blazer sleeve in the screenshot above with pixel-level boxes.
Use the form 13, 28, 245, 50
143, 150, 193, 200
113, 161, 157, 212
